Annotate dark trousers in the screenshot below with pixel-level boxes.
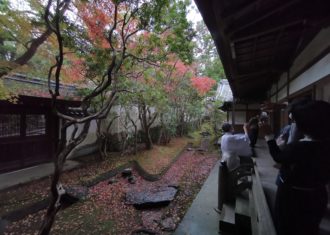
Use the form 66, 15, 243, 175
249, 128, 258, 147
275, 183, 327, 235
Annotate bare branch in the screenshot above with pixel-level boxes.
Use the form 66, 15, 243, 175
82, 56, 116, 103
107, 4, 118, 51
70, 123, 78, 141
106, 115, 119, 133
55, 91, 118, 125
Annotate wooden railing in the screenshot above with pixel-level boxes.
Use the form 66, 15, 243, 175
218, 159, 277, 235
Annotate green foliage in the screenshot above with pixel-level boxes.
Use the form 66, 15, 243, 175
0, 80, 18, 102
194, 20, 225, 82
164, 1, 195, 64
209, 100, 226, 136
204, 58, 225, 83
0, 0, 44, 59
0, 0, 10, 12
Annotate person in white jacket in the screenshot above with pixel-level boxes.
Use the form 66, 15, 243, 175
220, 122, 252, 156
219, 122, 252, 170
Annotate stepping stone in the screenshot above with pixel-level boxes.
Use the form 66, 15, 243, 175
122, 168, 132, 177
126, 186, 178, 209
131, 229, 157, 235
108, 178, 118, 184
128, 176, 136, 184
61, 185, 88, 205
160, 217, 176, 231
0, 219, 9, 234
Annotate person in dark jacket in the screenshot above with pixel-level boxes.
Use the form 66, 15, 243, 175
248, 115, 259, 147
260, 100, 330, 235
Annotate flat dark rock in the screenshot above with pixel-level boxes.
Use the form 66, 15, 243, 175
61, 185, 88, 205
0, 219, 9, 234
108, 178, 118, 184
128, 175, 136, 184
160, 217, 176, 231
126, 186, 178, 209
131, 229, 157, 235
122, 168, 133, 177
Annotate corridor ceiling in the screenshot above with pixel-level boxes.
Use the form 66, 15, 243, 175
194, 0, 330, 101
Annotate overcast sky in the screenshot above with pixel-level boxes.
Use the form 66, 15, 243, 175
8, 0, 203, 29
187, 1, 203, 28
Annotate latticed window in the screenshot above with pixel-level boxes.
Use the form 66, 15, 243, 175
0, 114, 20, 138
26, 114, 46, 136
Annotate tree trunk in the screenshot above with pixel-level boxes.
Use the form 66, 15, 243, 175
38, 166, 61, 235
145, 127, 153, 150
157, 127, 163, 145
96, 120, 105, 160
134, 128, 137, 154
97, 136, 107, 160
39, 121, 90, 234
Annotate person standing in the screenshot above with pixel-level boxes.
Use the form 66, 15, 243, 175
220, 122, 252, 157
260, 100, 330, 235
248, 115, 259, 147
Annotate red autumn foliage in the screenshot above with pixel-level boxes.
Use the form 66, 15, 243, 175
3, 142, 218, 235
78, 0, 140, 50
62, 57, 86, 84
190, 76, 216, 96
162, 57, 195, 93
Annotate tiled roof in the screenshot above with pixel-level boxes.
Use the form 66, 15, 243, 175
2, 73, 81, 101
215, 79, 233, 102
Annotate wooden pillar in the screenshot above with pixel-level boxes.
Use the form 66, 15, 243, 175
232, 99, 236, 126
218, 161, 228, 210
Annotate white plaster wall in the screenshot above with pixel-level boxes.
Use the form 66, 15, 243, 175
65, 119, 97, 146
110, 105, 141, 134
278, 72, 287, 88
247, 103, 260, 109
234, 104, 246, 109
268, 27, 330, 100
290, 27, 330, 76
278, 86, 287, 101
271, 84, 276, 95
66, 119, 98, 158
229, 111, 246, 124
109, 105, 160, 134
271, 95, 276, 103
289, 54, 330, 95
315, 76, 330, 102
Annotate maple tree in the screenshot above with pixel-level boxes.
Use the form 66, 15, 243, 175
0, 0, 221, 234
120, 68, 164, 150
190, 76, 217, 96
0, 0, 71, 78
158, 55, 216, 136
31, 0, 196, 233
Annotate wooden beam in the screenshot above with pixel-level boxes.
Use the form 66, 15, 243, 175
252, 37, 258, 69
236, 41, 296, 61
233, 70, 270, 79
232, 20, 304, 43
233, 69, 281, 79
223, 0, 261, 22
267, 28, 285, 68
237, 43, 288, 57
236, 54, 271, 63
288, 20, 307, 65
228, 0, 300, 37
